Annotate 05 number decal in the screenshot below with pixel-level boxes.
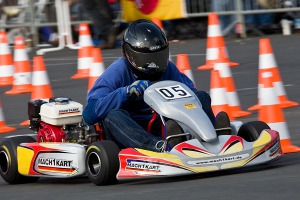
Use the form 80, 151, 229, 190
155, 85, 192, 100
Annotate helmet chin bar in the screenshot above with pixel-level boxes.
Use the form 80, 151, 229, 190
128, 63, 164, 81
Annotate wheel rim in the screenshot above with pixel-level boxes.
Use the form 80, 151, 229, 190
87, 152, 101, 177
0, 150, 10, 175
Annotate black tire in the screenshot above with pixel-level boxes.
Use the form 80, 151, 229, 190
237, 121, 271, 142
0, 136, 40, 184
85, 140, 120, 186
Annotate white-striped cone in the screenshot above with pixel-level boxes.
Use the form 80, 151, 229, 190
176, 54, 196, 87
0, 30, 14, 86
5, 36, 32, 94
20, 56, 53, 126
258, 71, 300, 154
249, 38, 298, 110
210, 69, 234, 120
214, 47, 251, 118
88, 48, 105, 93
198, 12, 239, 70
71, 24, 94, 79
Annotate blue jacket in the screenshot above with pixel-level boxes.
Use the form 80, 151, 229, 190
83, 57, 197, 125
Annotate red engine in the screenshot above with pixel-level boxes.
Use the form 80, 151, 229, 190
29, 98, 104, 145
37, 122, 65, 142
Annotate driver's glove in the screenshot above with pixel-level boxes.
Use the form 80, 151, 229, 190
126, 80, 151, 97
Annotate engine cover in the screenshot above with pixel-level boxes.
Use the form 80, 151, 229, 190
39, 98, 83, 126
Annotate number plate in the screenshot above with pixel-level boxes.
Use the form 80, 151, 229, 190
155, 85, 192, 100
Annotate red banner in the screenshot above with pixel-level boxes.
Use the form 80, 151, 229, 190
120, 0, 187, 22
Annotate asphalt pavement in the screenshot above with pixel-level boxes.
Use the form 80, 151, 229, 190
0, 33, 300, 200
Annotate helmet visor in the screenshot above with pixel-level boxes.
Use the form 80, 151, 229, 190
127, 45, 169, 75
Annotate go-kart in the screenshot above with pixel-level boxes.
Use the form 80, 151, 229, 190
0, 81, 283, 186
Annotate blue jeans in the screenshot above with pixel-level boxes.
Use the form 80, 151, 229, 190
103, 91, 215, 152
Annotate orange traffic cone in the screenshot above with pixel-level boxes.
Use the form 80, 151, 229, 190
258, 71, 300, 154
31, 56, 53, 100
210, 70, 234, 120
20, 56, 53, 126
71, 24, 94, 79
214, 48, 251, 118
5, 36, 32, 94
248, 38, 298, 111
0, 99, 16, 133
198, 12, 239, 70
88, 48, 105, 92
176, 54, 196, 87
152, 17, 164, 31
0, 30, 14, 86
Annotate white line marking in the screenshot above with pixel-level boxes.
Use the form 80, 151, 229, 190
5, 134, 37, 138
237, 84, 293, 91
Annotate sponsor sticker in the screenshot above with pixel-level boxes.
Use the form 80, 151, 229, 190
269, 141, 280, 157
187, 153, 249, 165
149, 45, 161, 51
184, 103, 197, 109
126, 159, 160, 173
58, 108, 80, 115
37, 158, 73, 168
35, 153, 79, 175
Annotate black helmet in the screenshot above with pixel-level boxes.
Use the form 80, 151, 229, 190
122, 19, 169, 81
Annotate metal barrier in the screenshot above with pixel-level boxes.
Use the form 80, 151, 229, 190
186, 0, 300, 37
1, 0, 300, 49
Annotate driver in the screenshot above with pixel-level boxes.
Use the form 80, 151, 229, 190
83, 19, 230, 152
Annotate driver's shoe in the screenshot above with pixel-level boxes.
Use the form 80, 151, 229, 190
214, 111, 231, 136
166, 120, 186, 148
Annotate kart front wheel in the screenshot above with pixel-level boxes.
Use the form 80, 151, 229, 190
237, 121, 271, 142
237, 121, 270, 142
85, 140, 120, 186
0, 136, 40, 184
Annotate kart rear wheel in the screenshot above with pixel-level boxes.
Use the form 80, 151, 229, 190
0, 136, 40, 184
237, 121, 271, 142
85, 140, 120, 186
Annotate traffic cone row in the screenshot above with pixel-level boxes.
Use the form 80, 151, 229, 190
0, 19, 299, 157
258, 72, 300, 154
0, 30, 14, 86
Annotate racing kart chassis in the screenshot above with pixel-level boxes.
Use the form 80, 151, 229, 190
0, 81, 283, 185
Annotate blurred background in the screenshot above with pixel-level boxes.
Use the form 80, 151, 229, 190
1, 0, 300, 49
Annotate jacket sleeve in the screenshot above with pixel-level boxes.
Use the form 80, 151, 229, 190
83, 64, 132, 125
83, 85, 129, 125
